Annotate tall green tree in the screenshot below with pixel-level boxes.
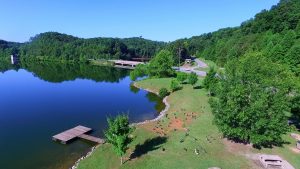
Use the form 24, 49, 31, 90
148, 50, 175, 77
210, 53, 296, 147
104, 114, 134, 165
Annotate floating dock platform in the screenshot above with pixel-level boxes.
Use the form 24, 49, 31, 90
52, 125, 105, 144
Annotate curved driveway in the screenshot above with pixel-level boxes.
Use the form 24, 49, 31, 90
178, 59, 207, 77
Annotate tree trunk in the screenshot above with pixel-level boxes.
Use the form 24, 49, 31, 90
120, 156, 123, 165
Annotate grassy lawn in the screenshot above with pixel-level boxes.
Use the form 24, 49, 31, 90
78, 78, 252, 169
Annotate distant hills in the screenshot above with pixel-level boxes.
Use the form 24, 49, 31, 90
17, 32, 165, 61
1, 0, 299, 75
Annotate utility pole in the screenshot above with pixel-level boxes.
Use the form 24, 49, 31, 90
178, 47, 182, 67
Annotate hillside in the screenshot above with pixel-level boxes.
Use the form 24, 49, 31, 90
0, 32, 165, 61
18, 32, 165, 61
168, 0, 300, 75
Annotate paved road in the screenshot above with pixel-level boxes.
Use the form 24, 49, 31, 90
195, 58, 208, 68
177, 59, 208, 77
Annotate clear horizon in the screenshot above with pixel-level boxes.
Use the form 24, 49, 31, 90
1, 0, 279, 42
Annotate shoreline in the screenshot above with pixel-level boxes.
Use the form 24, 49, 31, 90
131, 82, 170, 126
71, 80, 170, 169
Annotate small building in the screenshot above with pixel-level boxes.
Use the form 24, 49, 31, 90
10, 54, 19, 65
297, 141, 300, 150
185, 59, 192, 64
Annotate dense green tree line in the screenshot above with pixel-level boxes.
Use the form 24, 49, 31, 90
0, 32, 165, 61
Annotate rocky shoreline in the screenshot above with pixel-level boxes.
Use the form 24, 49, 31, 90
71, 146, 98, 169
70, 81, 170, 169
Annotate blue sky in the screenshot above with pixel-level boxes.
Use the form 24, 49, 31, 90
0, 0, 279, 42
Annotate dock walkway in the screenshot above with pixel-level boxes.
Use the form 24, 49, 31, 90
52, 125, 105, 144
78, 134, 105, 144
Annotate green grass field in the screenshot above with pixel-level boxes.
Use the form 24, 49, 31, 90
78, 78, 253, 169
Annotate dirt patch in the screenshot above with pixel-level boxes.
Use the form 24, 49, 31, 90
223, 139, 253, 155
291, 133, 300, 140
140, 111, 199, 137
223, 139, 265, 169
168, 118, 184, 131
140, 122, 166, 137
289, 146, 300, 154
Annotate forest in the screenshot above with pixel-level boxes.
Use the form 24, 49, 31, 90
0, 32, 165, 61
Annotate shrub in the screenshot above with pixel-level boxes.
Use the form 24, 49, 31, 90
159, 88, 169, 98
130, 64, 148, 81
188, 72, 198, 87
176, 72, 188, 84
170, 79, 181, 92
203, 67, 219, 95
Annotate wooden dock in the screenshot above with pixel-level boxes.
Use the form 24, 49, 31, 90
110, 60, 144, 68
52, 125, 105, 144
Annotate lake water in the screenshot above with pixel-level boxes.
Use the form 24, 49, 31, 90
0, 61, 164, 169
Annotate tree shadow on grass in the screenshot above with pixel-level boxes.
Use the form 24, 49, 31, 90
130, 136, 167, 160
193, 85, 203, 89
227, 137, 290, 149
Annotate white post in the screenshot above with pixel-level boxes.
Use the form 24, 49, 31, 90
11, 55, 14, 64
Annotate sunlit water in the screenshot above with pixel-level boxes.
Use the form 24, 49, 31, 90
0, 61, 164, 169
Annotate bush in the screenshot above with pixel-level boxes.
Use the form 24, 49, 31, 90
176, 72, 188, 84
188, 72, 198, 87
170, 79, 181, 92
159, 88, 169, 98
130, 64, 148, 81
203, 67, 219, 95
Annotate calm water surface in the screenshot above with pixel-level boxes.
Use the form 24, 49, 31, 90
0, 61, 164, 169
